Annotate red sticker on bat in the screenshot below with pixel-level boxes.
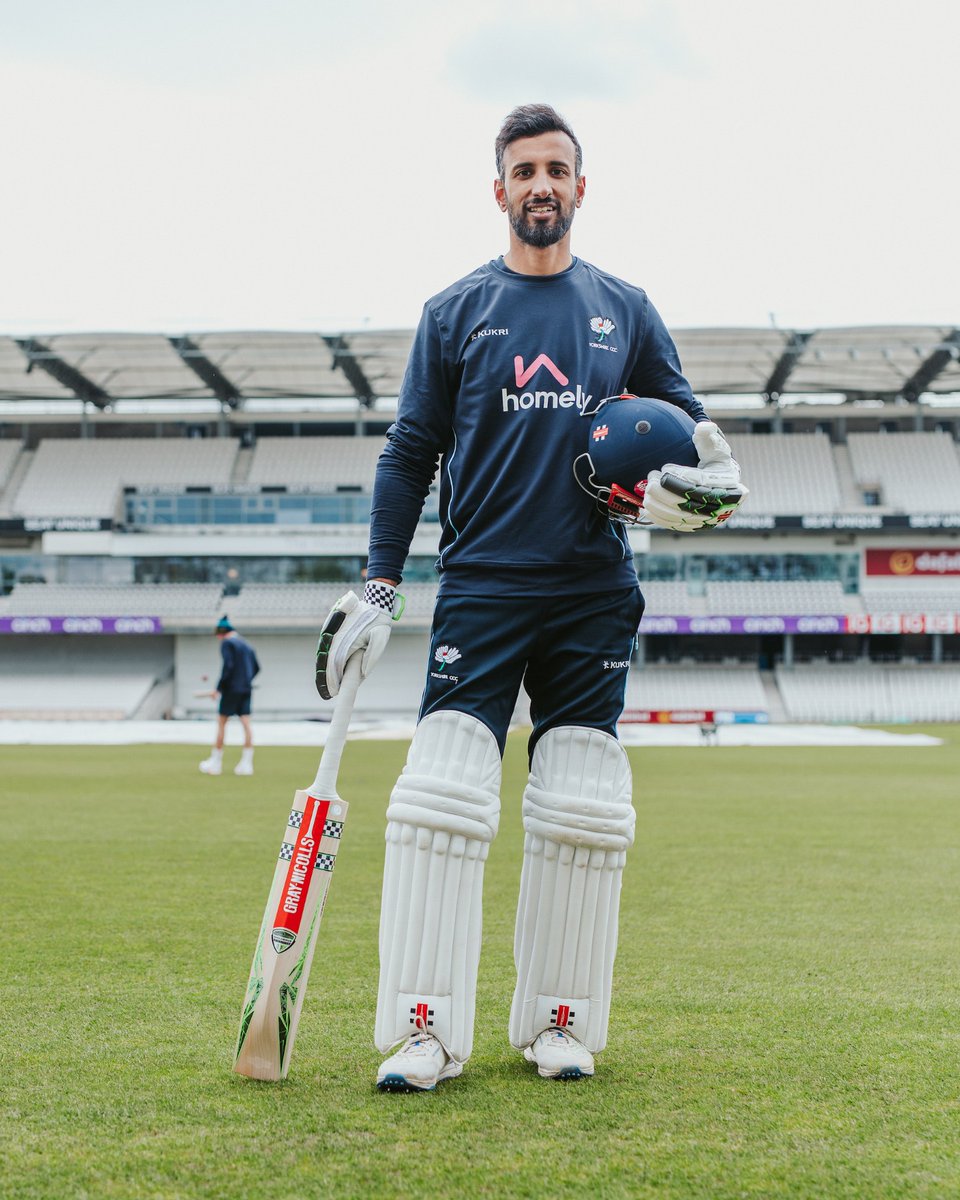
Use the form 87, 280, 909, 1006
273, 796, 330, 939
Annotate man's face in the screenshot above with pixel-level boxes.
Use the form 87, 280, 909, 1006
494, 130, 584, 249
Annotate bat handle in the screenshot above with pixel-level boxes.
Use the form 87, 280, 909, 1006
309, 654, 363, 795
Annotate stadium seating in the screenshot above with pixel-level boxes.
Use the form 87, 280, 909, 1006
639, 580, 710, 615
624, 665, 767, 712
246, 436, 388, 489
859, 587, 960, 615
0, 632, 172, 719
2, 425, 959, 726
223, 581, 439, 625
706, 579, 858, 615
0, 440, 20, 493
6, 430, 959, 522
0, 583, 223, 618
0, 673, 157, 720
846, 431, 960, 511
729, 433, 843, 514
11, 438, 238, 518
775, 664, 960, 722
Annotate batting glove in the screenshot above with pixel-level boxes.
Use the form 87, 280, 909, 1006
314, 583, 404, 700
643, 421, 749, 531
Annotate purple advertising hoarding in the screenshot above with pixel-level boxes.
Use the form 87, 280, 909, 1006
0, 616, 163, 634
638, 614, 849, 635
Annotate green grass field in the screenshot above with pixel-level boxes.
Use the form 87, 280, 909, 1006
2, 729, 960, 1199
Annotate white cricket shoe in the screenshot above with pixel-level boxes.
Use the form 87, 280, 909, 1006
198, 752, 223, 775
523, 1028, 595, 1080
234, 752, 254, 776
376, 1033, 462, 1092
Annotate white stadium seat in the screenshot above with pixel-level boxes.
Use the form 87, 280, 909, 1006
706, 579, 859, 615
624, 665, 767, 711
775, 664, 960, 722
0, 441, 21, 492
730, 432, 843, 515
847, 431, 960, 511
12, 438, 238, 518
0, 583, 224, 619
246, 436, 388, 490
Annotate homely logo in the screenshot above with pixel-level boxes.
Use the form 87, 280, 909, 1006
501, 353, 592, 413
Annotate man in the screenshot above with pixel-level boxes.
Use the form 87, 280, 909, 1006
199, 616, 260, 777
315, 103, 746, 1090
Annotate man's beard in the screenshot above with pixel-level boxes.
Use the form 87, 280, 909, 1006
509, 201, 575, 248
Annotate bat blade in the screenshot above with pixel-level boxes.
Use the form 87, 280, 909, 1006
233, 787, 349, 1080
233, 656, 361, 1081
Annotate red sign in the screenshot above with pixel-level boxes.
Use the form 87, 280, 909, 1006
621, 709, 714, 724
866, 549, 960, 576
843, 614, 959, 634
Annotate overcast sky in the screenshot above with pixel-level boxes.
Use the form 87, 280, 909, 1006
1, 0, 957, 335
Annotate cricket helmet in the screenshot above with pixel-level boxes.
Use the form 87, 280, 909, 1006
574, 394, 700, 523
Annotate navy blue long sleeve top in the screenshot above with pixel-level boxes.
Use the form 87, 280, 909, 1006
367, 256, 704, 596
217, 635, 260, 693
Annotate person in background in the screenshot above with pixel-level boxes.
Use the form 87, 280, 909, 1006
199, 616, 260, 776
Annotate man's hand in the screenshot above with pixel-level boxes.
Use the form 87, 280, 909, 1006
642, 421, 748, 531
315, 585, 402, 700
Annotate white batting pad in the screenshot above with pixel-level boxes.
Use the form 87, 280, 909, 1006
376, 710, 501, 1063
509, 726, 635, 1054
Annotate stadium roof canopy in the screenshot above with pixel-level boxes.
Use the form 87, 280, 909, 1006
1, 326, 958, 410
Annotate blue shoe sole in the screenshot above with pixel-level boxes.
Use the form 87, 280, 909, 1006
376, 1073, 435, 1092
555, 1066, 589, 1080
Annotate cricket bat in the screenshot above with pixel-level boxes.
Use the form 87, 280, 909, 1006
233, 655, 362, 1080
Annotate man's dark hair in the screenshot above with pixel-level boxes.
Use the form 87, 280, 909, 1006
495, 103, 582, 180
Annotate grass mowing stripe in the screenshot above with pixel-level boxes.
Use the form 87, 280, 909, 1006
1, 731, 958, 1198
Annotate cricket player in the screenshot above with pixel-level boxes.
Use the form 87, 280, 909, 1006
199, 616, 260, 777
315, 104, 746, 1089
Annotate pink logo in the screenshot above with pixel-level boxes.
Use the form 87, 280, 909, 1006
592, 425, 609, 441
514, 354, 569, 388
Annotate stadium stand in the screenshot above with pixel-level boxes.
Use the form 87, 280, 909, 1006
705, 579, 859, 615
0, 583, 223, 619
0, 440, 21, 492
846, 431, 960, 511
2, 329, 959, 728
624, 665, 767, 712
0, 633, 172, 719
639, 580, 710, 616
220, 582, 337, 620
727, 433, 843, 514
246, 436, 387, 489
223, 581, 438, 626
11, 437, 238, 518
3, 429, 957, 521
0, 673, 157, 720
775, 664, 960, 722
859, 587, 960, 615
